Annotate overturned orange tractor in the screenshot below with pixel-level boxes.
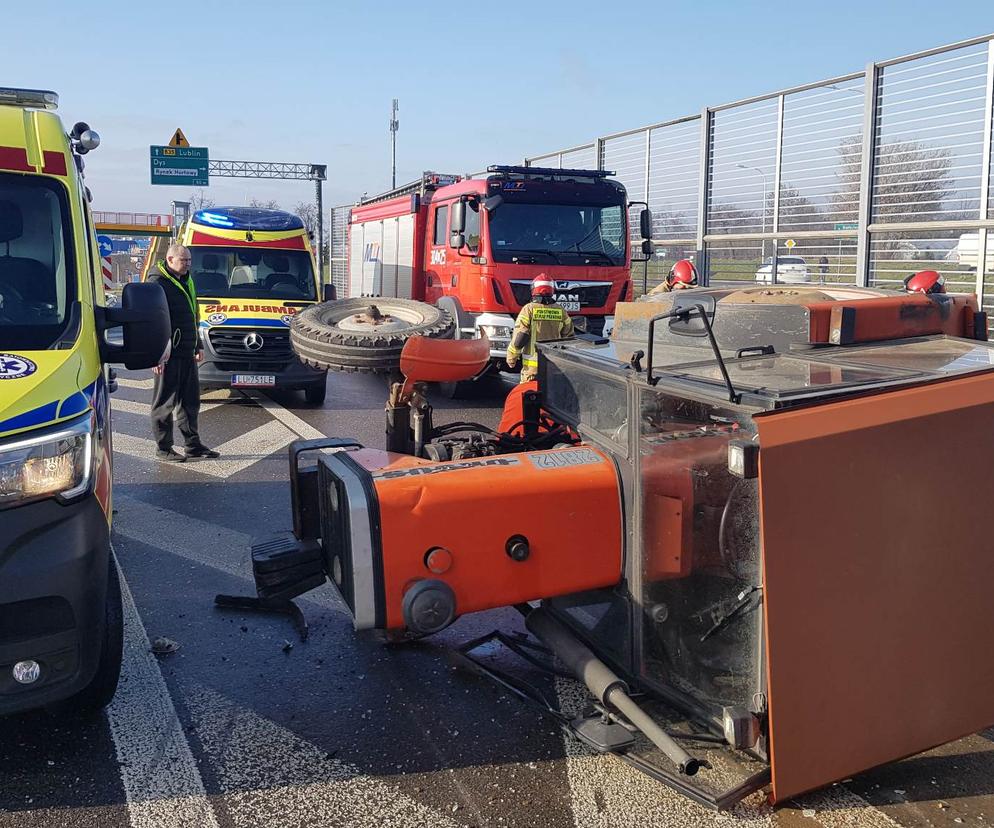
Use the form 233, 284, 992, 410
229, 283, 994, 808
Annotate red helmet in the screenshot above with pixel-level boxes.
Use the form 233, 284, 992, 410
903, 270, 946, 295
531, 273, 555, 298
667, 259, 699, 287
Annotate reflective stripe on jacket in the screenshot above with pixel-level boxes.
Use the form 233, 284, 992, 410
506, 301, 574, 367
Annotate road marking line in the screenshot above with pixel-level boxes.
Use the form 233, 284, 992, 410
182, 681, 461, 828
113, 494, 346, 613
116, 377, 154, 390
107, 557, 220, 828
113, 419, 296, 478
113, 398, 222, 417
244, 390, 325, 439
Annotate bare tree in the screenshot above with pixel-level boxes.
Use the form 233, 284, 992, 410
249, 198, 281, 210
834, 135, 955, 240
188, 189, 214, 211
292, 201, 319, 235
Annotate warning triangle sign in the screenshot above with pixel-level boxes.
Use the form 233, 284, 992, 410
168, 128, 190, 148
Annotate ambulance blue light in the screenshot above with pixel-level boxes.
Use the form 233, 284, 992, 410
192, 207, 305, 232
196, 211, 234, 227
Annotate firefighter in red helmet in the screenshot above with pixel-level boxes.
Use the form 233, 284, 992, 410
648, 259, 699, 294
904, 270, 946, 295
505, 274, 574, 383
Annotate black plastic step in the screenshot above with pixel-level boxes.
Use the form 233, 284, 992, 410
251, 533, 323, 575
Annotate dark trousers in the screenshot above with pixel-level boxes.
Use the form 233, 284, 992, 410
151, 357, 201, 451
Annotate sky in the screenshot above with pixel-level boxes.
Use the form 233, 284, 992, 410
4, 0, 993, 214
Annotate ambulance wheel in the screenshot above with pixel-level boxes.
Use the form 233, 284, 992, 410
291, 298, 454, 374
304, 378, 327, 405
57, 553, 123, 716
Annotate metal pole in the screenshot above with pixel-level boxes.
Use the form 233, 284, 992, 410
855, 61, 880, 287
315, 177, 324, 284
696, 109, 711, 285
390, 99, 399, 189
976, 41, 994, 305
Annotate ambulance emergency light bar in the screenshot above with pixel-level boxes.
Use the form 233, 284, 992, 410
0, 88, 59, 110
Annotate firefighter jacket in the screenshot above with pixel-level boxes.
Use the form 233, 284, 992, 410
647, 280, 674, 295
506, 301, 575, 372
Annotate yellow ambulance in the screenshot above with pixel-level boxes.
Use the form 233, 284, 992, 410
0, 87, 168, 715
174, 207, 330, 403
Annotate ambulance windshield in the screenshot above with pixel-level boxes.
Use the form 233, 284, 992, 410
190, 247, 317, 300
0, 174, 76, 351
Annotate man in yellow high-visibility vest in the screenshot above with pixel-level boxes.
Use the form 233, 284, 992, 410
505, 274, 574, 383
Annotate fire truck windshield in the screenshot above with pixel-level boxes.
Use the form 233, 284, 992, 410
488, 203, 625, 266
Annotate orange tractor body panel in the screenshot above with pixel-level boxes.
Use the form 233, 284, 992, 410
370, 447, 623, 629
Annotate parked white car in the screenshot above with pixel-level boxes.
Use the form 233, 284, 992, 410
754, 256, 810, 284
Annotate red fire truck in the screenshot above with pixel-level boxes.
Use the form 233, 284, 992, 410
346, 166, 651, 360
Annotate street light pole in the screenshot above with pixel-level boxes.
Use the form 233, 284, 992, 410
390, 99, 399, 189
737, 162, 770, 261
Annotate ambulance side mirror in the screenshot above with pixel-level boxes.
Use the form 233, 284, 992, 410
97, 282, 171, 370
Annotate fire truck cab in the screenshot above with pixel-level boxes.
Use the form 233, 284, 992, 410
347, 166, 650, 364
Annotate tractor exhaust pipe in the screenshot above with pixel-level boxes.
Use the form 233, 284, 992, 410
525, 607, 703, 776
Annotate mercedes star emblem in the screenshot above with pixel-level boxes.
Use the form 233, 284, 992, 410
243, 332, 264, 352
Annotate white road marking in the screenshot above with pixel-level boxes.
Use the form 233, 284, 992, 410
113, 494, 346, 613
112, 398, 222, 417
243, 390, 326, 439
116, 377, 154, 390
182, 682, 461, 828
107, 558, 219, 828
112, 419, 296, 478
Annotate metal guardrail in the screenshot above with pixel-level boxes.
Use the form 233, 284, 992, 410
92, 212, 173, 227
522, 33, 994, 310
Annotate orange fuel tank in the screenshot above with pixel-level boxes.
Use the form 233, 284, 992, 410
319, 445, 623, 632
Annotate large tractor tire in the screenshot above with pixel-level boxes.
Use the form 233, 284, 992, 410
291, 298, 454, 374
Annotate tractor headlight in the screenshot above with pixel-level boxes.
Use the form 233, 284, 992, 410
0, 415, 93, 509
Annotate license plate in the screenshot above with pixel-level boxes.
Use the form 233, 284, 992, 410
561, 302, 581, 312
231, 374, 276, 387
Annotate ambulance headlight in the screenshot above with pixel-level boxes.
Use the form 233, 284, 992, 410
0, 415, 94, 509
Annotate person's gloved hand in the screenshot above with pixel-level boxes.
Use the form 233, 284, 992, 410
506, 354, 518, 369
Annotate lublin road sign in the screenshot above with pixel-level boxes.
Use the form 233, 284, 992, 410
150, 145, 209, 187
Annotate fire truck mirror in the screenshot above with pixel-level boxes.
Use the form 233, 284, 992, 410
483, 194, 503, 212
450, 231, 466, 250
641, 239, 654, 255
450, 199, 466, 233
639, 208, 653, 240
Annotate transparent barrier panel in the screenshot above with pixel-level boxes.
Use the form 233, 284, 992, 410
637, 388, 762, 714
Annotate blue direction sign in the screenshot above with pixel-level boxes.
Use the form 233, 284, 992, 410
97, 235, 113, 257
150, 145, 209, 187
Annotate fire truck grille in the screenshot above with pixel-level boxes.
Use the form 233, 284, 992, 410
509, 281, 613, 309
208, 328, 294, 370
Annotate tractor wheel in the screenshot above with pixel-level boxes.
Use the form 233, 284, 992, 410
290, 298, 454, 374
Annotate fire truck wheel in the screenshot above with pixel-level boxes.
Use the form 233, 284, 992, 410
290, 298, 454, 373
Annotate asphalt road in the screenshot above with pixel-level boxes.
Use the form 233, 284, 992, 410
2, 368, 994, 828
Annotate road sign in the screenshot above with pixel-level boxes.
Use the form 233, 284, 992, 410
150, 145, 209, 187
97, 235, 113, 257
785, 238, 796, 249
168, 128, 190, 148
834, 221, 859, 231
